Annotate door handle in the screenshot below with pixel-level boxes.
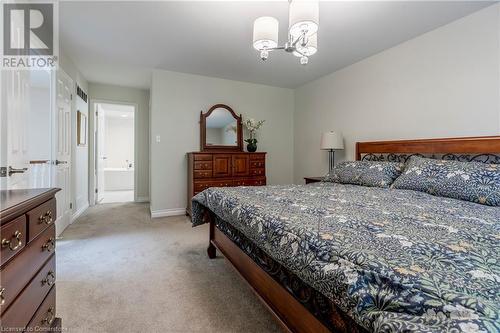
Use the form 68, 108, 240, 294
1, 166, 28, 177
55, 160, 67, 165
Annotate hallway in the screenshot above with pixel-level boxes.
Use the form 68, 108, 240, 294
56, 203, 280, 333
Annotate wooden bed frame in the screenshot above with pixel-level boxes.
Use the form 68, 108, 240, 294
355, 135, 500, 160
205, 135, 500, 333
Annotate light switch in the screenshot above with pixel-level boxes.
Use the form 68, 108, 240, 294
156, 135, 161, 143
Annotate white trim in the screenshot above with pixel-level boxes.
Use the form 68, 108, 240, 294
150, 208, 185, 218
136, 196, 150, 203
55, 216, 71, 237
71, 202, 89, 223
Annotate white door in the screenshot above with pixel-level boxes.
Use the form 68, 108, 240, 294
54, 70, 72, 236
96, 104, 105, 203
0, 70, 31, 189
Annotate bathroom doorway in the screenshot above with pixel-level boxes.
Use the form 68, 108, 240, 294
95, 102, 135, 203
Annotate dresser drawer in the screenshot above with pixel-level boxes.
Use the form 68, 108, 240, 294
0, 225, 55, 314
249, 169, 265, 176
213, 180, 233, 187
193, 154, 212, 161
234, 178, 266, 186
249, 154, 265, 160
255, 178, 266, 186
250, 160, 265, 168
1, 215, 26, 267
194, 170, 213, 179
26, 198, 56, 242
25, 285, 56, 332
194, 161, 212, 170
194, 180, 234, 192
194, 182, 212, 193
0, 255, 55, 329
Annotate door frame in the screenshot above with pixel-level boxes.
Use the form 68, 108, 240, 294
89, 99, 138, 205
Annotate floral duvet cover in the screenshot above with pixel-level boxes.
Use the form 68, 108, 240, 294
192, 183, 500, 332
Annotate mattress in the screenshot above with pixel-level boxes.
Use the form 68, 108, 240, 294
192, 183, 500, 332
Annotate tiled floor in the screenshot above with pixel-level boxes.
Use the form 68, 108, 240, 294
101, 190, 134, 203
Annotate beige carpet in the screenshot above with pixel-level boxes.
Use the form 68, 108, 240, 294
56, 202, 281, 333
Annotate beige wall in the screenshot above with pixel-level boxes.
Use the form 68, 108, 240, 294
294, 4, 500, 183
150, 70, 294, 214
88, 83, 150, 201
61, 4, 500, 215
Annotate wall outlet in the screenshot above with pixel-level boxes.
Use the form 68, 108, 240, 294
156, 135, 161, 143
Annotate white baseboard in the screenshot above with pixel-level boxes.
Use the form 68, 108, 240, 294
135, 196, 150, 203
150, 207, 185, 218
71, 202, 89, 223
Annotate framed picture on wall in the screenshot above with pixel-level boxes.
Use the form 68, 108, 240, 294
77, 111, 87, 146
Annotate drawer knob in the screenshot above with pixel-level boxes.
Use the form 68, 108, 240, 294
1, 231, 23, 251
39, 210, 53, 225
42, 271, 56, 287
0, 287, 5, 305
42, 307, 55, 325
42, 238, 56, 252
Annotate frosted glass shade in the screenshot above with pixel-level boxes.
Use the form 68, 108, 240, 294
253, 16, 279, 50
289, 0, 319, 37
320, 131, 344, 150
293, 34, 317, 57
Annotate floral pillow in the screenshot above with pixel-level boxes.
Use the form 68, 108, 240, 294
392, 156, 500, 206
326, 161, 405, 188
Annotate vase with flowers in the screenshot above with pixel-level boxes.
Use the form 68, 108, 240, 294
243, 118, 265, 152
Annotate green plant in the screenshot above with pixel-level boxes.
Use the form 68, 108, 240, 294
244, 138, 258, 144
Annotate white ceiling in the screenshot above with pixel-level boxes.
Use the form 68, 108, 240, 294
60, 1, 494, 89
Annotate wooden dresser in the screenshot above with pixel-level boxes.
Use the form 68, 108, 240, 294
187, 152, 266, 215
0, 188, 62, 332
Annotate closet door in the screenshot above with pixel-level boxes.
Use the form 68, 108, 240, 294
232, 155, 249, 177
213, 155, 231, 177
0, 70, 30, 189
1, 70, 53, 190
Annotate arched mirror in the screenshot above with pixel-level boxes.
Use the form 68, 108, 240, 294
200, 104, 243, 151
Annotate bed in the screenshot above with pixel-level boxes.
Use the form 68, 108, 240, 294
191, 136, 500, 333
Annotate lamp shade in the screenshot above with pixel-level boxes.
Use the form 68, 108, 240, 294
289, 0, 319, 38
320, 131, 344, 150
293, 34, 317, 57
253, 16, 279, 50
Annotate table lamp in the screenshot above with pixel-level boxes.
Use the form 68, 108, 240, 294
320, 131, 344, 173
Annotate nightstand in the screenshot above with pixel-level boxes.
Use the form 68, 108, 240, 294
304, 177, 323, 184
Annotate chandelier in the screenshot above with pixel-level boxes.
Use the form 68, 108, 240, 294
252, 0, 319, 65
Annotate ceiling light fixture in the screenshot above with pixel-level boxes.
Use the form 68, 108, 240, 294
252, 0, 319, 65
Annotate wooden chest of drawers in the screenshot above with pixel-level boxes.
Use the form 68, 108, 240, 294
0, 188, 62, 332
187, 152, 266, 216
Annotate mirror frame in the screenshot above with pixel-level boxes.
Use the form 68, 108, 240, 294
200, 104, 243, 152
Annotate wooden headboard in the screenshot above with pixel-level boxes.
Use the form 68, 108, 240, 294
355, 136, 500, 163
